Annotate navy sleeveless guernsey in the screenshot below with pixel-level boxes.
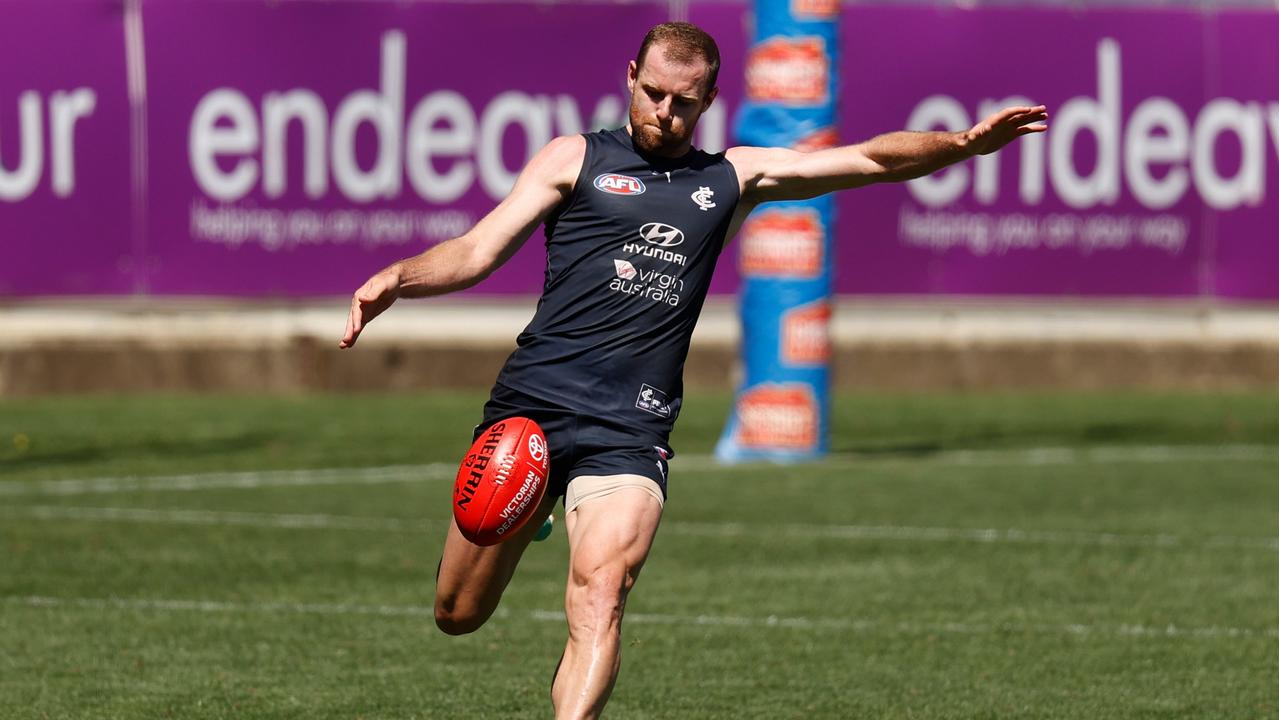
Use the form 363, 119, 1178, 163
492, 127, 740, 442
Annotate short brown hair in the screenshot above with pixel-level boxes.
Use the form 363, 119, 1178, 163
635, 22, 721, 95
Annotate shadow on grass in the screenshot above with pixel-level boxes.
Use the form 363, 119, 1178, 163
829, 419, 1223, 459
1, 431, 278, 472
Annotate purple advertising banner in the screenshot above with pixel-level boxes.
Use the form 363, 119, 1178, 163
833, 6, 1216, 297
1209, 11, 1279, 299
142, 0, 673, 295
3, 1, 1278, 300
1, 0, 134, 295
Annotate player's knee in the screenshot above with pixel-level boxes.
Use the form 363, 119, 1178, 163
435, 612, 480, 636
434, 596, 490, 636
567, 562, 632, 633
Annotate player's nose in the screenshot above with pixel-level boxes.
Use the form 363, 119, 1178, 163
654, 97, 672, 121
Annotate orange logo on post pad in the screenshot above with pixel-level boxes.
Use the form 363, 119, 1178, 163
745, 36, 829, 105
793, 126, 839, 152
736, 384, 820, 450
740, 207, 825, 278
781, 300, 831, 365
791, 0, 839, 20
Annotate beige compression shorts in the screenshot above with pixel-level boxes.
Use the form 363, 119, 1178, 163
565, 474, 666, 513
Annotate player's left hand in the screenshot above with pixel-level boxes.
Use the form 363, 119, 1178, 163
339, 269, 401, 349
965, 105, 1048, 156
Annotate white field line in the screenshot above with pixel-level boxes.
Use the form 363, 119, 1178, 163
660, 521, 1279, 552
675, 444, 1279, 470
8, 595, 1278, 641
3, 504, 1278, 552
0, 463, 455, 497
0, 505, 432, 532
2, 444, 1276, 499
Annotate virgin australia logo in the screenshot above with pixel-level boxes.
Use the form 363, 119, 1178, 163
614, 259, 638, 279
639, 222, 685, 247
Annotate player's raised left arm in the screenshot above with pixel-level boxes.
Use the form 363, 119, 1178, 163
729, 105, 1047, 204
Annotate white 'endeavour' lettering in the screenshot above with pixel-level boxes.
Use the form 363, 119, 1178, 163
905, 38, 1279, 212
187, 32, 728, 204
0, 88, 97, 201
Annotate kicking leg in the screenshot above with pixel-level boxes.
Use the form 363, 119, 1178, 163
551, 477, 663, 719
434, 490, 557, 635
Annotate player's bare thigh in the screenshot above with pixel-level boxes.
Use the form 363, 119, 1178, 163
570, 473, 670, 542
434, 490, 557, 634
564, 474, 664, 566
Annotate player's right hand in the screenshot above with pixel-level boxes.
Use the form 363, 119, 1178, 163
340, 269, 401, 349
965, 105, 1048, 157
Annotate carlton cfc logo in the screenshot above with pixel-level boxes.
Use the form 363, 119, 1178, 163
594, 173, 647, 196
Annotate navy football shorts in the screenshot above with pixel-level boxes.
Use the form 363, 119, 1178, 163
473, 383, 673, 501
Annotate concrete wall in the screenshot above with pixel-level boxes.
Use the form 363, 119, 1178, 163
4, 299, 1279, 395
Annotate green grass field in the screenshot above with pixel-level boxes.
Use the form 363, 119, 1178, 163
2, 391, 1278, 719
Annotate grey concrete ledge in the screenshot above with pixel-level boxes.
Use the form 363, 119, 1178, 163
3, 296, 1279, 348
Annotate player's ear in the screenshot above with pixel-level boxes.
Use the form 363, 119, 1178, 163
702, 85, 719, 111
627, 60, 638, 92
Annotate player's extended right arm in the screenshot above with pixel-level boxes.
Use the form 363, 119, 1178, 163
339, 135, 585, 349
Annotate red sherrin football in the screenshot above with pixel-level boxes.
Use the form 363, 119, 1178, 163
452, 417, 550, 546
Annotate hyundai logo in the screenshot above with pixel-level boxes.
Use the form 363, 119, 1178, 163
639, 222, 685, 247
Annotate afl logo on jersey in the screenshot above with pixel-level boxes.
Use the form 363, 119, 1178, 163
594, 173, 646, 196
639, 222, 685, 247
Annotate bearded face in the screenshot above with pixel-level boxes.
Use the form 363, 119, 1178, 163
629, 112, 680, 156
626, 44, 717, 158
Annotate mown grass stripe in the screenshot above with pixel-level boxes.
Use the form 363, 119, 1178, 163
4, 504, 1277, 552
10, 595, 1278, 641
3, 444, 1277, 498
